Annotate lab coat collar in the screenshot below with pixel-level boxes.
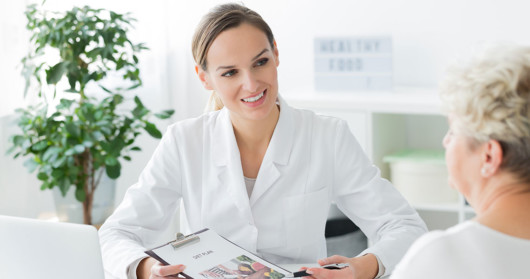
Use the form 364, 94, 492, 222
211, 95, 295, 167
210, 95, 295, 208
264, 95, 295, 166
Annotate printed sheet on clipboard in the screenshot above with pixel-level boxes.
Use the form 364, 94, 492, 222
145, 228, 292, 279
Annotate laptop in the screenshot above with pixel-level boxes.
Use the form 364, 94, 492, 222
0, 215, 105, 279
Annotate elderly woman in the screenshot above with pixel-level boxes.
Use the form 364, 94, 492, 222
306, 45, 530, 278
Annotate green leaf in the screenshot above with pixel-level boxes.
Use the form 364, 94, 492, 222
144, 122, 162, 139
42, 146, 62, 161
23, 158, 39, 173
64, 148, 76, 156
94, 110, 103, 120
65, 122, 80, 138
130, 146, 141, 151
106, 162, 121, 179
51, 157, 66, 168
154, 109, 175, 119
112, 94, 124, 105
40, 182, 51, 190
57, 99, 75, 110
82, 140, 94, 148
59, 177, 71, 197
105, 155, 118, 166
123, 155, 131, 161
11, 135, 26, 146
75, 187, 86, 202
74, 144, 86, 154
51, 169, 65, 178
31, 140, 48, 151
46, 61, 69, 85
132, 106, 149, 119
92, 131, 104, 141
5, 145, 17, 155
126, 83, 141, 91
99, 85, 113, 94
37, 172, 48, 180
64, 88, 79, 93
133, 95, 144, 108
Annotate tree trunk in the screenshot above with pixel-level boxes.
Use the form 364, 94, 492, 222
82, 193, 93, 225
81, 149, 95, 225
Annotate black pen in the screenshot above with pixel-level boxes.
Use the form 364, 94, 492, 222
287, 263, 349, 278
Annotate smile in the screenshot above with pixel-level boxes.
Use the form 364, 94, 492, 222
242, 90, 266, 103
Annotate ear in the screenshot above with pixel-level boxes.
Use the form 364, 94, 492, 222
273, 40, 280, 67
481, 140, 503, 177
195, 65, 213, 90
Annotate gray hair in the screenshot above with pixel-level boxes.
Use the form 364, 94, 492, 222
440, 44, 530, 183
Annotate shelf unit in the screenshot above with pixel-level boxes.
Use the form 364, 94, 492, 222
284, 86, 475, 230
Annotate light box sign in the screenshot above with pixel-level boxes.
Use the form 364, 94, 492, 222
314, 37, 393, 92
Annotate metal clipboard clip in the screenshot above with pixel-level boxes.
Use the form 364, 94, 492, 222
171, 232, 200, 249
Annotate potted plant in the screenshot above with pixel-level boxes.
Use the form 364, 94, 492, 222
7, 4, 174, 225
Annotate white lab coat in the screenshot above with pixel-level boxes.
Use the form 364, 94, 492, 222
99, 96, 427, 279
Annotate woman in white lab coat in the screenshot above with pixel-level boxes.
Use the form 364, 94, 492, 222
98, 3, 427, 279
304, 46, 530, 279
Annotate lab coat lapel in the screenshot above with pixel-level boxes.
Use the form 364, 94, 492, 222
211, 108, 252, 217
250, 96, 295, 206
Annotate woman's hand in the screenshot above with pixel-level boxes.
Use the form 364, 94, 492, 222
304, 254, 378, 279
137, 257, 186, 279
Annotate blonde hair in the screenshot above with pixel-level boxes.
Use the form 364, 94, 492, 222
191, 3, 275, 112
440, 45, 530, 182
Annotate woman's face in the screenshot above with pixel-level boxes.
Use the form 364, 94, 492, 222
198, 23, 279, 122
443, 116, 483, 197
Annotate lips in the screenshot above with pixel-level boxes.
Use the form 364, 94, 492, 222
242, 90, 266, 103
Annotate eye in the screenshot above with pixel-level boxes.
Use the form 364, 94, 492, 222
221, 69, 237, 77
255, 58, 269, 67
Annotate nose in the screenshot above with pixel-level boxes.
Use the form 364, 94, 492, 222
241, 71, 259, 93
442, 131, 449, 148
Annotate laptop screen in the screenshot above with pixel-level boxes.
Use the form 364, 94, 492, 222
0, 215, 105, 279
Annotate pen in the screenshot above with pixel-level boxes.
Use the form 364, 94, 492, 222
287, 263, 349, 278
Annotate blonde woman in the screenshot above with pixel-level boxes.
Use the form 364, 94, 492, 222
98, 3, 427, 279
306, 45, 530, 279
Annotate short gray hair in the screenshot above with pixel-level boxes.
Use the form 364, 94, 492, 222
440, 44, 530, 183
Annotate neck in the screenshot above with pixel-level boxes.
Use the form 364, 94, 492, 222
472, 174, 530, 239
231, 105, 280, 150
473, 174, 530, 215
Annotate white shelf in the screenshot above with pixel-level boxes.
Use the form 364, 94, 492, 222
413, 203, 459, 212
284, 86, 442, 115
413, 203, 475, 213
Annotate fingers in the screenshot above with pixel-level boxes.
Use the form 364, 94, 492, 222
305, 266, 352, 279
318, 255, 349, 266
151, 263, 186, 278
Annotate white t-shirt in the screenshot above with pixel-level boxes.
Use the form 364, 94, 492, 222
391, 220, 530, 279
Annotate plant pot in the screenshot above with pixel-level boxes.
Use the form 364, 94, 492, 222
53, 173, 116, 226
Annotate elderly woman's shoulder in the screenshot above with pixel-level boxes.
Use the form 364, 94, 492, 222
391, 222, 479, 278
407, 221, 490, 256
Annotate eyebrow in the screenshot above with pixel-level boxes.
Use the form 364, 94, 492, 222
215, 48, 270, 72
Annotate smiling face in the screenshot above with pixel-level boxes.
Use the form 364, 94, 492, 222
196, 23, 280, 123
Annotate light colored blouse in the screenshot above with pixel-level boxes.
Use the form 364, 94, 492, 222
244, 176, 257, 198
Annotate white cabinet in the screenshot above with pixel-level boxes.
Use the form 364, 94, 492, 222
284, 87, 475, 230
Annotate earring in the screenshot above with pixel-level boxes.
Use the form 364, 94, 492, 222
481, 168, 487, 176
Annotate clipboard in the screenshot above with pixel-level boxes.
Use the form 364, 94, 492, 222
145, 228, 292, 279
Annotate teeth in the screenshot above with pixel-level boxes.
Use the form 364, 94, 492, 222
242, 91, 265, 103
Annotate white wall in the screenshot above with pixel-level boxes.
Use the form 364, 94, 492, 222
1, 0, 529, 219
